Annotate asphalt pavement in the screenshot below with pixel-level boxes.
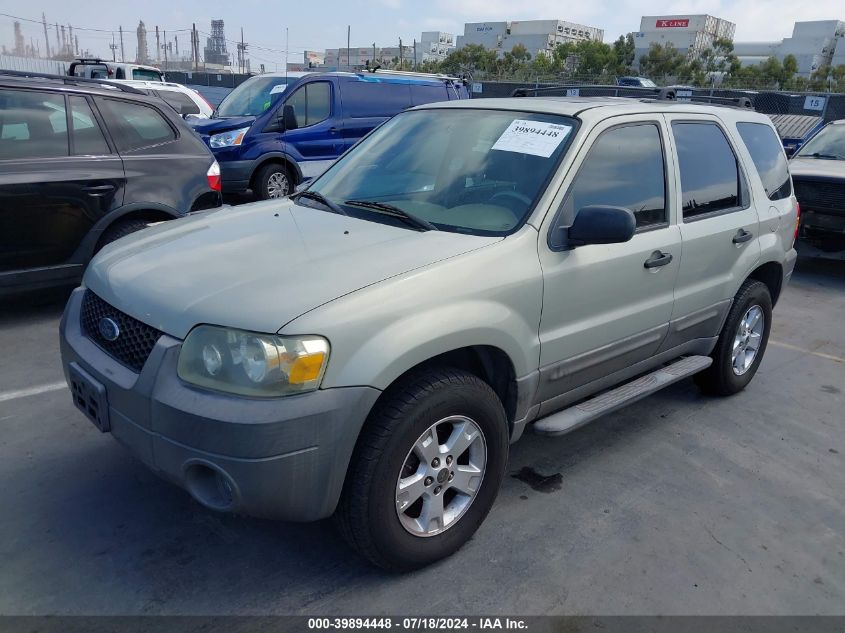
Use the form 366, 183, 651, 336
0, 257, 843, 615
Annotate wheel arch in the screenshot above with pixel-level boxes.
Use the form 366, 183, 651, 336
74, 202, 182, 262
747, 260, 784, 307
250, 154, 302, 190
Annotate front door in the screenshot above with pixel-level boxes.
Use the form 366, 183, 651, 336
537, 116, 681, 409
281, 81, 343, 179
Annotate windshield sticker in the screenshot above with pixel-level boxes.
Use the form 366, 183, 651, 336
492, 120, 572, 158
270, 84, 288, 95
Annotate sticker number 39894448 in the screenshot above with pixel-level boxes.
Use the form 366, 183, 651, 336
491, 119, 573, 158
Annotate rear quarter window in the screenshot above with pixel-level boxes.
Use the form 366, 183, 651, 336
97, 98, 176, 152
736, 122, 791, 201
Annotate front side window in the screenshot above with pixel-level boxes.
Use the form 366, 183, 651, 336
286, 82, 331, 128
673, 122, 741, 219
98, 98, 175, 152
307, 109, 576, 236
736, 122, 791, 200
0, 89, 68, 159
555, 123, 667, 234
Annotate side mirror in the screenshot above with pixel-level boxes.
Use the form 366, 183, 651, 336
282, 104, 298, 131
567, 205, 636, 247
784, 145, 797, 158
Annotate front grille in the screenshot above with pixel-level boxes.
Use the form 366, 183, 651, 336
80, 291, 163, 373
793, 179, 845, 214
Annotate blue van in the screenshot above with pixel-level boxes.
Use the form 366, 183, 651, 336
190, 71, 469, 199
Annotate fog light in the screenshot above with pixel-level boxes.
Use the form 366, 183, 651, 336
202, 344, 223, 376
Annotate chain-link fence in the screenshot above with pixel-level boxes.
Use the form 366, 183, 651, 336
471, 81, 845, 124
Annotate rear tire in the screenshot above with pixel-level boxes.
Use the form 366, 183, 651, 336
335, 367, 509, 571
254, 163, 293, 200
96, 218, 150, 252
695, 280, 772, 396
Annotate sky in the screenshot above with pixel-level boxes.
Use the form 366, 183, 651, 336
2, 0, 844, 66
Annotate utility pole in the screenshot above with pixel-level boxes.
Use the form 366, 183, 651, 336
175, 34, 178, 58
119, 26, 124, 61
155, 26, 160, 64
192, 23, 199, 71
373, 42, 376, 68
347, 25, 351, 71
109, 33, 117, 61
68, 25, 73, 55
42, 13, 50, 58
413, 39, 417, 69
285, 27, 289, 76
399, 37, 403, 69
163, 30, 168, 69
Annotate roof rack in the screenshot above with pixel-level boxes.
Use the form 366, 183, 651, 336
0, 69, 146, 95
362, 66, 466, 84
512, 84, 754, 109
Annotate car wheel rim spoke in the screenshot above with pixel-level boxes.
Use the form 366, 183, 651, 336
395, 415, 487, 537
731, 304, 765, 376
267, 173, 288, 198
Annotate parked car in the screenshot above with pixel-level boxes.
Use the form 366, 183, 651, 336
191, 70, 470, 199
60, 97, 797, 570
616, 76, 657, 88
769, 113, 825, 156
119, 80, 215, 119
68, 58, 164, 82
789, 119, 845, 256
0, 71, 222, 295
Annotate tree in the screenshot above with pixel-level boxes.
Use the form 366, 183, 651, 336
439, 43, 497, 76
611, 33, 636, 75
638, 42, 690, 81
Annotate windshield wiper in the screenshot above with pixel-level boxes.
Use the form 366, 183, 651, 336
805, 152, 845, 160
292, 190, 348, 216
344, 200, 438, 231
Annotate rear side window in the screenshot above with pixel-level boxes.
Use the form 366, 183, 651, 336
156, 90, 200, 115
69, 96, 110, 155
556, 123, 667, 231
98, 98, 176, 152
736, 122, 791, 201
673, 122, 741, 219
341, 81, 411, 117
0, 89, 68, 159
133, 68, 162, 81
410, 83, 448, 106
286, 82, 331, 127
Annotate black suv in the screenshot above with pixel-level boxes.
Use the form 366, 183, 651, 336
0, 71, 222, 295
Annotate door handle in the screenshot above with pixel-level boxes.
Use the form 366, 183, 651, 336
644, 250, 673, 269
83, 184, 115, 196
733, 228, 753, 244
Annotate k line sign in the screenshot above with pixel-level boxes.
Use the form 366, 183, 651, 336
656, 19, 690, 28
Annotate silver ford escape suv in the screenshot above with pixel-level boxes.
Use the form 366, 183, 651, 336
60, 96, 798, 570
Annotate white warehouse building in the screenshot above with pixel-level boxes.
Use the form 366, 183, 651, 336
456, 19, 604, 58
735, 20, 845, 74
634, 14, 736, 62
420, 31, 456, 62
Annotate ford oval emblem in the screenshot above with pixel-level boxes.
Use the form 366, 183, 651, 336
98, 317, 120, 342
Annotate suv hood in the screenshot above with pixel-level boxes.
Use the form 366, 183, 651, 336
84, 201, 500, 339
789, 156, 845, 180
190, 115, 256, 136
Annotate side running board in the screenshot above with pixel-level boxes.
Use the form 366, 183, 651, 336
533, 355, 713, 437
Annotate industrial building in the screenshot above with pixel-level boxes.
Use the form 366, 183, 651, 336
456, 20, 604, 58
204, 20, 230, 67
633, 15, 736, 62
734, 20, 845, 74
420, 32, 456, 62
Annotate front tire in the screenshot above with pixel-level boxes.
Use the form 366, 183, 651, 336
96, 218, 150, 252
254, 163, 292, 200
335, 368, 509, 571
695, 280, 772, 396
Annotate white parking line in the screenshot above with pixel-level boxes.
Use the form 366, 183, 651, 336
769, 340, 845, 364
0, 382, 67, 403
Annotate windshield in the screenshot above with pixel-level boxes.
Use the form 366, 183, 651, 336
797, 124, 845, 159
307, 109, 577, 236
216, 76, 298, 117
132, 68, 163, 81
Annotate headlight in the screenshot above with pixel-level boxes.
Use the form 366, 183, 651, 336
209, 127, 250, 149
177, 326, 329, 397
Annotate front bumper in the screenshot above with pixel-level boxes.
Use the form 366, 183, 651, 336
59, 288, 380, 521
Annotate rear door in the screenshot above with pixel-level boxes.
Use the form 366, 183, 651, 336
0, 88, 124, 274
665, 114, 761, 334
95, 96, 207, 212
